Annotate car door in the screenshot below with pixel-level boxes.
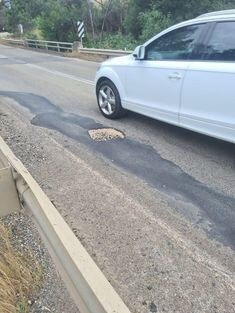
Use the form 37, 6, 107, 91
123, 23, 207, 125
180, 20, 235, 143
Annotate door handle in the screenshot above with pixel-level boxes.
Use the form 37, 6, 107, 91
168, 72, 182, 80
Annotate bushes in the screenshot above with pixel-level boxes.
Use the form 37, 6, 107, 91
36, 3, 77, 42
138, 10, 172, 43
85, 33, 137, 51
84, 9, 171, 51
3, 0, 235, 49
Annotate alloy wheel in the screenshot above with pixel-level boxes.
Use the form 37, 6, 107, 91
98, 85, 116, 115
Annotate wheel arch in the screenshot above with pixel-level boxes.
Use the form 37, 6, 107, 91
95, 68, 125, 104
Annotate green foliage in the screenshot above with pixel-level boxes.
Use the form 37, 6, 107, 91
2, 0, 235, 48
124, 0, 153, 38
6, 0, 46, 32
0, 2, 7, 31
156, 0, 235, 22
85, 32, 137, 50
25, 28, 43, 40
36, 3, 75, 41
138, 9, 172, 43
17, 300, 28, 313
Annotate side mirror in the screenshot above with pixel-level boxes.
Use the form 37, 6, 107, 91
133, 45, 145, 60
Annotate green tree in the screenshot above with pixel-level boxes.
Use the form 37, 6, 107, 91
124, 0, 153, 38
138, 9, 171, 43
156, 0, 235, 22
36, 1, 79, 41
0, 1, 6, 30
6, 0, 46, 32
3, 0, 235, 47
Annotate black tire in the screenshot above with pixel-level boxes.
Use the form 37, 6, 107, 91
96, 79, 126, 119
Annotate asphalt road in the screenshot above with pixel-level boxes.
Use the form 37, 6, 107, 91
0, 44, 234, 313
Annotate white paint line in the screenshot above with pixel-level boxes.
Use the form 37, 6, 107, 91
0, 54, 8, 59
26, 63, 95, 86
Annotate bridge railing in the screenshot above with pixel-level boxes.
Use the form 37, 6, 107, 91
0, 38, 132, 57
25, 39, 73, 52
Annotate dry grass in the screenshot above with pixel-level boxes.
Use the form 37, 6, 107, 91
0, 224, 41, 313
88, 128, 125, 141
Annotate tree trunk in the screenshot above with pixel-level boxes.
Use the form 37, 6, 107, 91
87, 0, 95, 39
101, 0, 112, 40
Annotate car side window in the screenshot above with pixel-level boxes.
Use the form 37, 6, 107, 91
203, 21, 235, 61
145, 24, 205, 61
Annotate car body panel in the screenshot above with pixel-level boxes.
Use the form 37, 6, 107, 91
121, 60, 189, 125
180, 61, 235, 143
95, 11, 235, 143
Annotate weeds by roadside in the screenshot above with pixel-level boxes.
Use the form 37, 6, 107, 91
0, 224, 41, 313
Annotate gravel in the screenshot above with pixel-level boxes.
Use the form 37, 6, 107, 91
0, 212, 79, 313
0, 110, 79, 313
88, 128, 125, 141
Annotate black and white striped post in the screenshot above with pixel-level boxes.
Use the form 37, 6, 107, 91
77, 21, 85, 46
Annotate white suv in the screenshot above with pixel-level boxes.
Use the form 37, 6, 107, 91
95, 10, 235, 143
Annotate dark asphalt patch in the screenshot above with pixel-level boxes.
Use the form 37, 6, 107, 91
1, 91, 235, 249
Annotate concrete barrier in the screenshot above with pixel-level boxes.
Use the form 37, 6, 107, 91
0, 135, 131, 313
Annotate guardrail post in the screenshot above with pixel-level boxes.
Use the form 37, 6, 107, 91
73, 41, 82, 52
45, 42, 48, 50
57, 43, 60, 52
0, 166, 21, 217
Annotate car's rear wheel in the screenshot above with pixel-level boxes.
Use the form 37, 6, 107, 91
96, 79, 126, 119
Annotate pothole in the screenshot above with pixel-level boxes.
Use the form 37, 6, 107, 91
88, 128, 125, 141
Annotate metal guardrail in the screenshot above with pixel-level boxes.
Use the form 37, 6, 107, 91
25, 39, 73, 52
0, 38, 132, 57
0, 135, 131, 313
80, 47, 132, 57
1, 38, 73, 52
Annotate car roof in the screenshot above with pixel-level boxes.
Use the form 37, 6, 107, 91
167, 9, 235, 33
197, 9, 235, 18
